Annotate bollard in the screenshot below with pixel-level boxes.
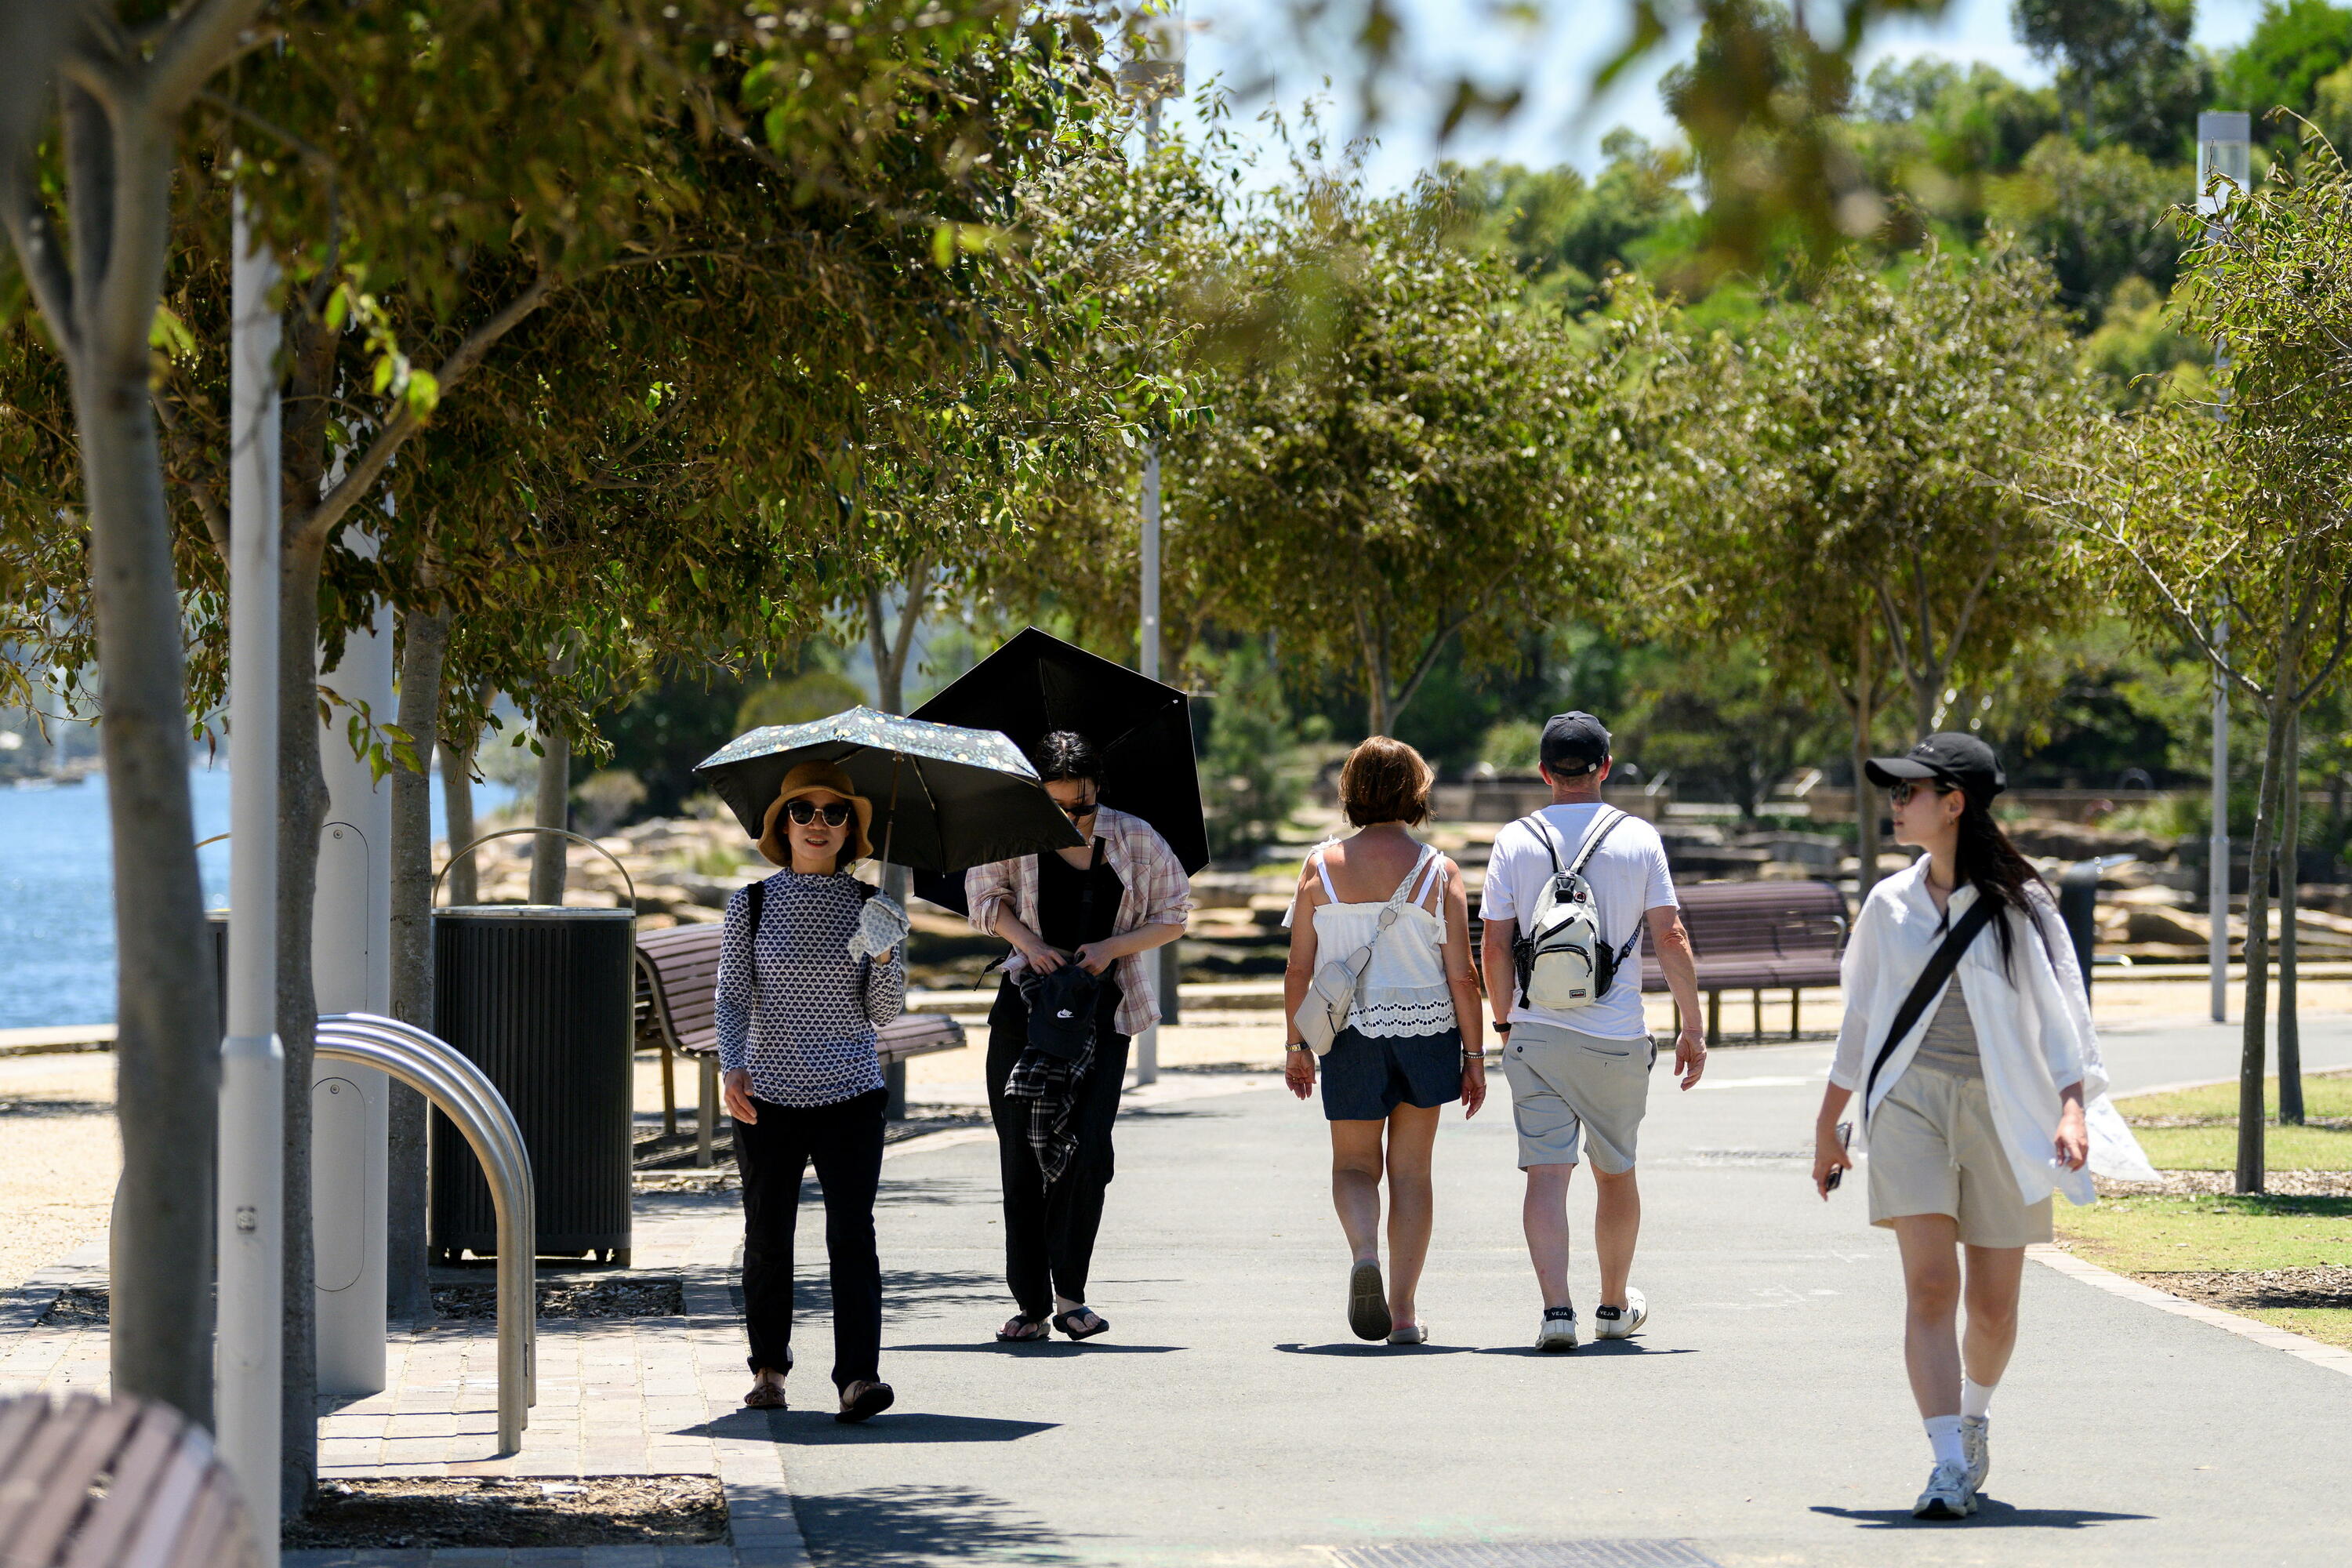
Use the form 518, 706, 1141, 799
2057, 861, 2102, 1003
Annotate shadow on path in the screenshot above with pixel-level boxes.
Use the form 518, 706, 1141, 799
1471, 1345, 1700, 1358
1811, 1501, 2155, 1530
793, 1483, 1082, 1566
1274, 1341, 1475, 1356
892, 1341, 1185, 1355
675, 1410, 1057, 1445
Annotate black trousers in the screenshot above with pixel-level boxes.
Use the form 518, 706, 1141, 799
985, 977, 1130, 1319
734, 1087, 885, 1389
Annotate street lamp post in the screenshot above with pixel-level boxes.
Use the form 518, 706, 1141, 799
2198, 111, 2249, 1024
1123, 6, 1184, 1088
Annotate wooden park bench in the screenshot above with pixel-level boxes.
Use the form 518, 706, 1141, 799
1642, 880, 1849, 1044
0, 1392, 260, 1567
633, 920, 966, 1165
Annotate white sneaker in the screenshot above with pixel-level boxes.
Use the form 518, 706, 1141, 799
1534, 1305, 1579, 1352
1961, 1415, 1990, 1494
1913, 1460, 1976, 1519
1593, 1287, 1647, 1340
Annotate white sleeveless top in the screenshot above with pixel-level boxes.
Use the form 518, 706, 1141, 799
1295, 843, 1456, 1039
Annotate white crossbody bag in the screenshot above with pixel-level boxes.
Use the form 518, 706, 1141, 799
1292, 845, 1437, 1057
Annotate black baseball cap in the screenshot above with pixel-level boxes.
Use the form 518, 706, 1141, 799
1539, 711, 1611, 776
1864, 733, 2005, 808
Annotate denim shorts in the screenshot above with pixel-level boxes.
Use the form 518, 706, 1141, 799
1318, 1026, 1463, 1121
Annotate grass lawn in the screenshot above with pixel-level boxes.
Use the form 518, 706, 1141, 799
2059, 1072, 2352, 1348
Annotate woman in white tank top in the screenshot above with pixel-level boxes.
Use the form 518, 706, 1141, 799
1283, 738, 1488, 1345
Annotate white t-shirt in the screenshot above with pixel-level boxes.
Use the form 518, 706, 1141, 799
1479, 803, 1678, 1040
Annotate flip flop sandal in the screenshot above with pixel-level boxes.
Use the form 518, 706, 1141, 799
996, 1315, 1050, 1343
1051, 1307, 1110, 1341
1386, 1323, 1429, 1345
835, 1380, 895, 1424
742, 1381, 786, 1410
1348, 1261, 1392, 1342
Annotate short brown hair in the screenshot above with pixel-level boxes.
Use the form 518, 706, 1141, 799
1339, 736, 1432, 826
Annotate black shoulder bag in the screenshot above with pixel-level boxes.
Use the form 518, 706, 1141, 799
1861, 895, 1998, 1116
1020, 842, 1105, 1062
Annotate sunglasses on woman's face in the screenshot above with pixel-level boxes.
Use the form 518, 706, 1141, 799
1887, 780, 1950, 807
1054, 794, 1098, 820
785, 799, 853, 827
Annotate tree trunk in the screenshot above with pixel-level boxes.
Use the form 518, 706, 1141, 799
387, 601, 452, 1322
1849, 693, 1882, 899
531, 724, 570, 904
440, 692, 485, 907
2234, 692, 2291, 1195
865, 580, 925, 906
70, 286, 220, 1429
275, 524, 331, 1512
2278, 702, 2303, 1126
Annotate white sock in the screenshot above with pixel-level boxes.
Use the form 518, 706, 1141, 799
1924, 1414, 1965, 1467
1962, 1378, 1996, 1420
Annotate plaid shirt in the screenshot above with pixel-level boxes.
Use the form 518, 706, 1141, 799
965, 804, 1192, 1039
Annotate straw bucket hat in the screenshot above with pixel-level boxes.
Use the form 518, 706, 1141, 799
756, 760, 874, 867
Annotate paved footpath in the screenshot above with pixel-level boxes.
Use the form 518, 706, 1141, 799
778, 1015, 2352, 1567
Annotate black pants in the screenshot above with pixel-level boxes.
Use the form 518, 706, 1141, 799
985, 977, 1130, 1320
734, 1087, 885, 1389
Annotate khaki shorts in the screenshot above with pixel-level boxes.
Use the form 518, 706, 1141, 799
1867, 1063, 2053, 1247
1499, 1022, 1655, 1173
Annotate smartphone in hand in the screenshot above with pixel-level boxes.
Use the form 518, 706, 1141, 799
1825, 1120, 1854, 1192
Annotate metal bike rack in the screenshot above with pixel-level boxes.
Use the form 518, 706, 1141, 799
314, 1012, 537, 1452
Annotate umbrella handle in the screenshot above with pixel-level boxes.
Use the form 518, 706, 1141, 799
434, 826, 639, 912
879, 755, 902, 867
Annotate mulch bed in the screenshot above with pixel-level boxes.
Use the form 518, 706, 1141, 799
2135, 1265, 2352, 1313
33, 1284, 109, 1327
2095, 1169, 2352, 1197
432, 1276, 684, 1322
284, 1475, 726, 1549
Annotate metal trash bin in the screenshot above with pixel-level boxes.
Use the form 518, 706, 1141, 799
430, 906, 637, 1265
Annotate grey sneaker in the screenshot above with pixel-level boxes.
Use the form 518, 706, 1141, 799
1535, 1305, 1579, 1352
1913, 1460, 1976, 1519
1961, 1416, 1990, 1494
1593, 1287, 1647, 1340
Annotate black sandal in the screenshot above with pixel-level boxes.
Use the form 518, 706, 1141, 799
1052, 1306, 1109, 1341
996, 1313, 1050, 1342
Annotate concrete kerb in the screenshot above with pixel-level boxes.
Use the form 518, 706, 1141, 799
2029, 1244, 2352, 1380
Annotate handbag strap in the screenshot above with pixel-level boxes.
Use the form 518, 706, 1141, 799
1863, 894, 1998, 1113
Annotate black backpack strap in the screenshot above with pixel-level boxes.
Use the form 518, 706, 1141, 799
1565, 805, 1626, 879
746, 877, 767, 983
1863, 895, 1998, 1114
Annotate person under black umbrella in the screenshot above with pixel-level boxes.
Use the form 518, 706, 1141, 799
716, 760, 907, 1423
965, 731, 1192, 1344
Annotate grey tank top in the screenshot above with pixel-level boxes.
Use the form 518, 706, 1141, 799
1911, 982, 1982, 1077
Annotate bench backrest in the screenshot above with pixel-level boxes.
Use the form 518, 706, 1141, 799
1638, 880, 1848, 982
634, 920, 963, 1060
0, 1392, 260, 1568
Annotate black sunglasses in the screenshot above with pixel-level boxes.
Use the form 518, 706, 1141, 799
785, 799, 854, 827
1887, 779, 1952, 807
1055, 793, 1098, 820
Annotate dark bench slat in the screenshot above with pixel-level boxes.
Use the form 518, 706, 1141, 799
13, 1398, 141, 1563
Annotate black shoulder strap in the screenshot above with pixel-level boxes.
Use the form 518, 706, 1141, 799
746, 877, 766, 982
1566, 806, 1625, 879
1864, 895, 1998, 1113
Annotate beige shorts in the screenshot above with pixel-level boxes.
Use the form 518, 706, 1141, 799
1867, 1063, 2053, 1247
1499, 1022, 1654, 1173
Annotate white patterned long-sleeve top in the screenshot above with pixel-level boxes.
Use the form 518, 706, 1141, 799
713, 871, 906, 1108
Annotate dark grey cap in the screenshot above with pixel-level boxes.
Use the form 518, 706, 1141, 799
1864, 732, 2005, 808
1539, 711, 1611, 775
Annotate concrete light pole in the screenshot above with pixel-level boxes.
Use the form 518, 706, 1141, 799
220, 194, 285, 1566
2198, 111, 2249, 1024
1123, 5, 1185, 1089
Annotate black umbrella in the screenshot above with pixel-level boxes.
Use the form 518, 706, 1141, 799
908, 627, 1207, 913
691, 706, 1081, 873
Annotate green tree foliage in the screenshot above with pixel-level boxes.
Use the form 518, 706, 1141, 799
1985, 135, 2189, 318
2014, 0, 2208, 158
1167, 173, 1608, 735
2220, 0, 2352, 143
2031, 131, 2352, 1181
1618, 641, 1845, 822
1195, 638, 1304, 861
1653, 242, 2085, 887
1450, 134, 1697, 310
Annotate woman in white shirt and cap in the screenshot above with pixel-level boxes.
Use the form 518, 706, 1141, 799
1812, 733, 2147, 1521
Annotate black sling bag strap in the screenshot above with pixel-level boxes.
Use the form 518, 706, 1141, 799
1862, 895, 1998, 1117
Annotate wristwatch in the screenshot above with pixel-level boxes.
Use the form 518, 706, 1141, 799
1285, 1042, 1309, 1052
1491, 1021, 1512, 1035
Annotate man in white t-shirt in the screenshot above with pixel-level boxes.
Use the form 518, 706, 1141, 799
1478, 711, 1705, 1352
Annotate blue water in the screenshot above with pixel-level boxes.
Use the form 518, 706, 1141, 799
0, 764, 513, 1029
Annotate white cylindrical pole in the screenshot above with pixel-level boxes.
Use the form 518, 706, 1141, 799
1133, 100, 1165, 1091
2211, 611, 2230, 1023
220, 195, 285, 1563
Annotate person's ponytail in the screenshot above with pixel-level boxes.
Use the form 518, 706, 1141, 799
1954, 797, 2049, 976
